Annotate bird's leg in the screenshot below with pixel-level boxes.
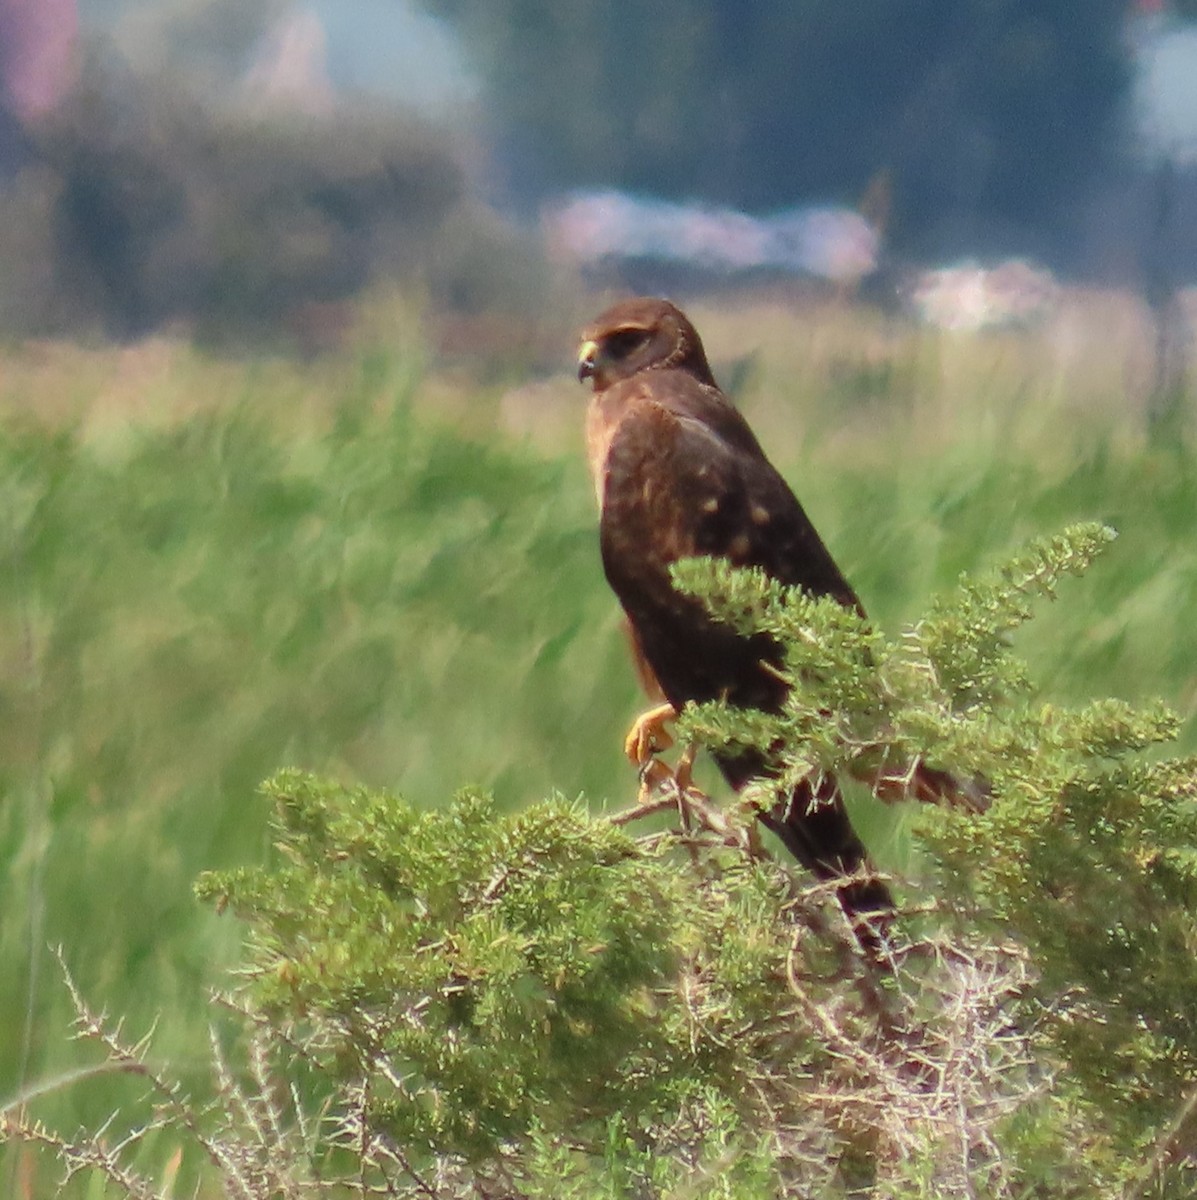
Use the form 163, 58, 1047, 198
623, 707, 715, 850
673, 740, 702, 795
623, 701, 677, 768
635, 756, 676, 805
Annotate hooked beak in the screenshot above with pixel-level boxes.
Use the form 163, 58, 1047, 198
576, 339, 598, 384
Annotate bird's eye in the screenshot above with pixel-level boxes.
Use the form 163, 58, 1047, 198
604, 328, 652, 359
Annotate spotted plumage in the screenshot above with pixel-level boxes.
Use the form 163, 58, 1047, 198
577, 296, 890, 921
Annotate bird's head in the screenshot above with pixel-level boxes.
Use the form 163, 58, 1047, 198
576, 297, 715, 391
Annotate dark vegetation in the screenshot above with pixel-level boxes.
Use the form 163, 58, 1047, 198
426, 0, 1132, 259
0, 55, 550, 345
0, 0, 1155, 348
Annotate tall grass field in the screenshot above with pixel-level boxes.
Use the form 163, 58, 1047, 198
2, 290, 1196, 1194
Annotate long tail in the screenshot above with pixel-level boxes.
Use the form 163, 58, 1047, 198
863, 757, 990, 812
710, 746, 985, 959
757, 773, 894, 917
715, 750, 893, 931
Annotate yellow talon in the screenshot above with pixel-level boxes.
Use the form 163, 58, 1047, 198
623, 702, 677, 767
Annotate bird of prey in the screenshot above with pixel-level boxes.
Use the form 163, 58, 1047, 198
577, 296, 905, 925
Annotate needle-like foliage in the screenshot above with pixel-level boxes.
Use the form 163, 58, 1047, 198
673, 522, 1197, 1192
8, 523, 1197, 1197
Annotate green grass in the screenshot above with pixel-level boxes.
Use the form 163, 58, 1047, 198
2, 294, 1196, 1193
0, 339, 636, 1186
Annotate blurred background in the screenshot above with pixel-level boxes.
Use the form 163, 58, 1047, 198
6, 4, 1197, 1194
3, 0, 1197, 343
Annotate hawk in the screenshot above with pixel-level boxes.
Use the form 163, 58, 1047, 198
578, 297, 899, 923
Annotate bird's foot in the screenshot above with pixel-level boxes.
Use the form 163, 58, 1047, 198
635, 756, 677, 800
630, 729, 695, 816
623, 702, 677, 767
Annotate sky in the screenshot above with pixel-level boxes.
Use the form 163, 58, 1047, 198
1134, 16, 1197, 156
72, 0, 477, 111
307, 0, 476, 111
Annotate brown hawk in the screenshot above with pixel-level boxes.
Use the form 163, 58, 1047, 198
577, 296, 897, 921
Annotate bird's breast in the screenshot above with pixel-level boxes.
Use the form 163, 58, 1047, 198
584, 393, 623, 509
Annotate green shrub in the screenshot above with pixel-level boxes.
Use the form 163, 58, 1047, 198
10, 524, 1195, 1197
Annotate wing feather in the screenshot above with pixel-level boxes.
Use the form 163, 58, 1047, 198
597, 377, 858, 718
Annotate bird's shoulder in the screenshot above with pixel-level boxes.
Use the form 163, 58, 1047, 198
590, 368, 761, 477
